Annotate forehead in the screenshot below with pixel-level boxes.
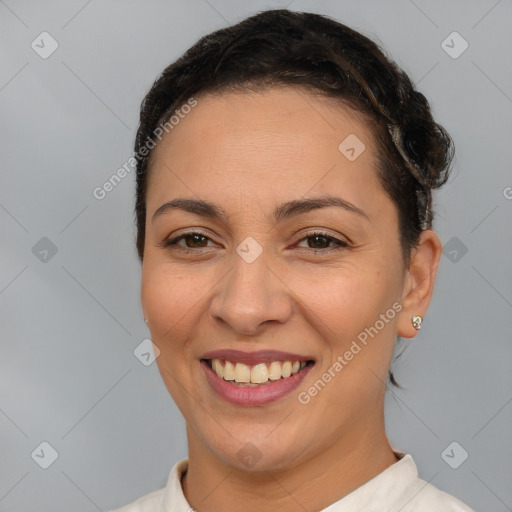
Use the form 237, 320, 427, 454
146, 88, 383, 212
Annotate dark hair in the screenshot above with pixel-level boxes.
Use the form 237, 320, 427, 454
133, 9, 454, 386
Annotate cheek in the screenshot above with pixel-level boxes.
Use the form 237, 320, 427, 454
141, 262, 204, 341
292, 269, 398, 412
287, 261, 401, 381
290, 260, 399, 331
141, 263, 205, 412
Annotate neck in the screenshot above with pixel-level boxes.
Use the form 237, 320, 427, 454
181, 410, 398, 512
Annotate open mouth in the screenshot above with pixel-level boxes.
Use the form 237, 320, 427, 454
202, 358, 315, 387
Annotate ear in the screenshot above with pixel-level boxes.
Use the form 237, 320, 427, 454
397, 230, 442, 339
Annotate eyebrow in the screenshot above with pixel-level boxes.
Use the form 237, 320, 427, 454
151, 196, 369, 223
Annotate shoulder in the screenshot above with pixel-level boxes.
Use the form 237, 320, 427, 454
107, 458, 190, 512
399, 476, 475, 511
108, 487, 166, 512
375, 451, 475, 512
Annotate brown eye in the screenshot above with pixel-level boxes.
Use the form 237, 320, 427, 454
182, 233, 208, 248
296, 231, 349, 252
307, 234, 331, 249
163, 231, 214, 250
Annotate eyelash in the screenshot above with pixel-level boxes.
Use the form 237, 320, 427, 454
162, 230, 349, 254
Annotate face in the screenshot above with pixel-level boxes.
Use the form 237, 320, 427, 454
141, 88, 409, 472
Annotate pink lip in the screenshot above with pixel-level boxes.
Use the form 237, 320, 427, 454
200, 359, 314, 406
200, 349, 314, 366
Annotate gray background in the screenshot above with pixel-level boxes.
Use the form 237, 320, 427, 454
1, 0, 511, 510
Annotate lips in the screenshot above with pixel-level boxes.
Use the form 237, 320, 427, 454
200, 349, 315, 406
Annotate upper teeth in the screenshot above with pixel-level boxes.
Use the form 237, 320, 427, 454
211, 359, 307, 384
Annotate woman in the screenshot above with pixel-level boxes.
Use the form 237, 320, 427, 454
113, 9, 474, 511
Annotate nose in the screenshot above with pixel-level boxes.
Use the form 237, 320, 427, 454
209, 254, 293, 336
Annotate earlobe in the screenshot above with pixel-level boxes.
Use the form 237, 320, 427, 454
397, 230, 442, 339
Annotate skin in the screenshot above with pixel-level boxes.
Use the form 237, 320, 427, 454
140, 88, 442, 512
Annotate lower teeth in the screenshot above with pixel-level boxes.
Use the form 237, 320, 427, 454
229, 380, 274, 387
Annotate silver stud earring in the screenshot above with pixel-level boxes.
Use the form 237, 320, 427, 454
144, 318, 148, 324
411, 315, 422, 330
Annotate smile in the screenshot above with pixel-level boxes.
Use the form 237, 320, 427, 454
200, 356, 315, 406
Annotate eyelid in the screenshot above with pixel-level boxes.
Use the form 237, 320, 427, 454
170, 227, 212, 239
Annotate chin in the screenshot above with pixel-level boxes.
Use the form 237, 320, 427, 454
207, 433, 310, 474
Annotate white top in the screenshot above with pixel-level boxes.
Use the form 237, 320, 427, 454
110, 453, 474, 512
